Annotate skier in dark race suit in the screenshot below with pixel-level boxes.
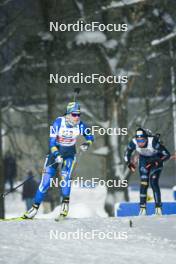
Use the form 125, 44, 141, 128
124, 128, 170, 215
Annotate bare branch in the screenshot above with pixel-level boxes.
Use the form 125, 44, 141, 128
0, 51, 25, 74
102, 0, 146, 11
151, 29, 176, 46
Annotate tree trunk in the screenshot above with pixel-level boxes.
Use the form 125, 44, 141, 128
0, 104, 5, 218
39, 0, 59, 123
39, 0, 67, 204
170, 40, 176, 184
104, 93, 130, 216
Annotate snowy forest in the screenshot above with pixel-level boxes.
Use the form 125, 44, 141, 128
0, 0, 176, 219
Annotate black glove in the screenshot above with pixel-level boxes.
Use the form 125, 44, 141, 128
80, 142, 90, 152
146, 157, 163, 169
127, 162, 136, 173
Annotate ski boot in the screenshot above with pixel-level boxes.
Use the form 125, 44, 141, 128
155, 206, 162, 216
23, 204, 39, 219
139, 205, 147, 216
55, 197, 69, 221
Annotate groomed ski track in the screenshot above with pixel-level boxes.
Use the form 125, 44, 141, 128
0, 216, 176, 264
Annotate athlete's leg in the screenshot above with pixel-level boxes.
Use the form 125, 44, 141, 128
150, 168, 162, 208
23, 154, 58, 218
139, 157, 149, 209
34, 154, 58, 205
60, 156, 76, 198
58, 156, 76, 218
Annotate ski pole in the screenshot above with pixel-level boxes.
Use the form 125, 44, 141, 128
74, 87, 81, 101
48, 161, 58, 168
0, 175, 34, 199
71, 149, 83, 179
45, 150, 82, 178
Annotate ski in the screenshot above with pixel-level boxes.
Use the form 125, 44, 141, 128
0, 216, 32, 222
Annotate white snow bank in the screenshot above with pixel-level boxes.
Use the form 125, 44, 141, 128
4, 183, 175, 219
5, 184, 108, 218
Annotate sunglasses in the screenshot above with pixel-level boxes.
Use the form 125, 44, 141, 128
136, 138, 146, 143
71, 113, 80, 117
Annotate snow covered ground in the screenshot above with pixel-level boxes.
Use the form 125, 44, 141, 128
1, 185, 176, 264
0, 216, 176, 264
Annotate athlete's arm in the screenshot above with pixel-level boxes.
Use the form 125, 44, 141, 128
49, 118, 62, 157
156, 144, 170, 162
79, 121, 94, 145
124, 139, 136, 164
146, 139, 171, 169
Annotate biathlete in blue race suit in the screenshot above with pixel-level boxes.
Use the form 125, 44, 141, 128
23, 102, 94, 219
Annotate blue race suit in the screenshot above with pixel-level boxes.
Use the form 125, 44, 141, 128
124, 136, 170, 207
34, 116, 94, 205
